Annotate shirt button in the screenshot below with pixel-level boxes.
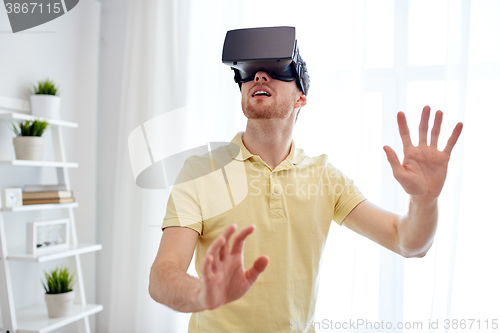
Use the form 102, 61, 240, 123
272, 193, 278, 198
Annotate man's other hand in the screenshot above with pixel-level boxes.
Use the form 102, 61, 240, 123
383, 105, 463, 200
195, 224, 269, 311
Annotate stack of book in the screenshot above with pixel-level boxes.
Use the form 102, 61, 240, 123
22, 184, 75, 205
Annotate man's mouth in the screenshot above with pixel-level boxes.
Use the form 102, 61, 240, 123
252, 90, 271, 98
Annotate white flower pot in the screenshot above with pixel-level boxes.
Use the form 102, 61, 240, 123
30, 95, 60, 119
45, 290, 75, 318
13, 136, 43, 160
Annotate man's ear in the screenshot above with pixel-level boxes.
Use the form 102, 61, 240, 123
294, 93, 307, 109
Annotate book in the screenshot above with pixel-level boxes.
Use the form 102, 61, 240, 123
23, 184, 68, 192
22, 197, 75, 205
22, 191, 73, 200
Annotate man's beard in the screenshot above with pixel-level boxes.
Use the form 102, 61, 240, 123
241, 97, 295, 120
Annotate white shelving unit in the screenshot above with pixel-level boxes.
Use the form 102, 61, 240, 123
0, 161, 78, 168
0, 109, 102, 333
0, 112, 78, 129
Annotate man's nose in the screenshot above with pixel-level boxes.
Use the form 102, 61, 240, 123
254, 71, 270, 83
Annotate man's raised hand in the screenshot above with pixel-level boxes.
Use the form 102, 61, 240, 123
196, 224, 269, 311
383, 105, 463, 199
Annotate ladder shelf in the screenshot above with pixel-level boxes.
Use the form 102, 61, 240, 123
0, 110, 102, 333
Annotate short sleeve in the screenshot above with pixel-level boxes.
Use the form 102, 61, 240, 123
327, 163, 367, 226
162, 159, 203, 235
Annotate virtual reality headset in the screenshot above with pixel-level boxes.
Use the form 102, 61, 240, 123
222, 26, 306, 95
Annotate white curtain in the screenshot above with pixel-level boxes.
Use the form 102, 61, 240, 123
99, 0, 500, 332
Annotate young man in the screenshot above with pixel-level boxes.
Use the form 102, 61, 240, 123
149, 37, 463, 332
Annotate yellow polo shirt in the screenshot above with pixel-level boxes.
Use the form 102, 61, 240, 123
162, 131, 366, 333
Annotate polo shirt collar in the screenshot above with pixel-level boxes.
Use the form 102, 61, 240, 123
229, 131, 306, 165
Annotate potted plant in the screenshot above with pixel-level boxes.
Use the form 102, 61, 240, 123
11, 119, 49, 160
42, 266, 76, 318
30, 78, 61, 119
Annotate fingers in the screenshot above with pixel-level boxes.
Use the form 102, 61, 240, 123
443, 122, 463, 156
201, 254, 214, 280
245, 255, 269, 285
206, 236, 225, 273
203, 224, 254, 278
218, 224, 237, 262
230, 225, 256, 255
397, 112, 413, 148
430, 110, 443, 147
383, 145, 402, 177
202, 224, 260, 283
419, 106, 431, 146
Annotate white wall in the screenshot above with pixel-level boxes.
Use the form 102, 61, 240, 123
0, 0, 101, 332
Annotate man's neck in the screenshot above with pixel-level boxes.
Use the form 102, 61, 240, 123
242, 117, 295, 171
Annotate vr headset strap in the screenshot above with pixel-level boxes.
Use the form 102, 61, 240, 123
232, 68, 243, 91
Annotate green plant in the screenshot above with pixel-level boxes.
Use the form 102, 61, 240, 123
11, 119, 49, 137
33, 78, 59, 95
42, 266, 76, 294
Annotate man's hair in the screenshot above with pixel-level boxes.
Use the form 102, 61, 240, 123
295, 53, 310, 124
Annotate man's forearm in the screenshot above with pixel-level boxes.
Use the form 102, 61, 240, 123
149, 262, 206, 313
396, 196, 438, 258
